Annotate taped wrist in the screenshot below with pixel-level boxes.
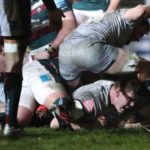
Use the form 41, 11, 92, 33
45, 45, 58, 57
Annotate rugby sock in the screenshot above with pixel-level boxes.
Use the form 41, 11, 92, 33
0, 112, 5, 126
4, 73, 22, 128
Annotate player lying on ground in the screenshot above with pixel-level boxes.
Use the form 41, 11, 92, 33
17, 58, 72, 127
0, 0, 77, 132
16, 56, 150, 129
1, 0, 68, 136
50, 73, 150, 130
58, 4, 150, 89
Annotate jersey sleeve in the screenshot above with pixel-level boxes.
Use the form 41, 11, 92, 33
42, 0, 56, 10
54, 0, 72, 12
73, 91, 98, 122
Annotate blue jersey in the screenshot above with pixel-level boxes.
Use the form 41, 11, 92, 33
54, 0, 72, 12
72, 0, 110, 11
30, 0, 72, 51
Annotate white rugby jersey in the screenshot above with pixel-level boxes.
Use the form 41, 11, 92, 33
73, 80, 114, 120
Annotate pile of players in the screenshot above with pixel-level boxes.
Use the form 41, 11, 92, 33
0, 0, 150, 136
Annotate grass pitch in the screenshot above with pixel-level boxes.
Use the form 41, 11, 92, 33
0, 127, 150, 150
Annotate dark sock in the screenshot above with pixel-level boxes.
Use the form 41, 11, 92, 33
0, 112, 5, 126
4, 73, 22, 128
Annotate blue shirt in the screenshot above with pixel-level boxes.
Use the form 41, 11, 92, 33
72, 0, 110, 11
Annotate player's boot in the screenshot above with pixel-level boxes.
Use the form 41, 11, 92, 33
3, 124, 24, 136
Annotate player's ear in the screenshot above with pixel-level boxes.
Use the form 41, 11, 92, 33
114, 87, 120, 97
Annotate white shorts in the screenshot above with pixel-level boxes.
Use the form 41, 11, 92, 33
19, 60, 65, 110
73, 9, 105, 25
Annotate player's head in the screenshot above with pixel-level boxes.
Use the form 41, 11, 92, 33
127, 19, 149, 44
110, 73, 150, 113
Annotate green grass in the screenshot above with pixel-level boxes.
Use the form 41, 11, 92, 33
0, 128, 149, 150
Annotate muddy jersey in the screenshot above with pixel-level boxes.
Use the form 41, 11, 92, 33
72, 80, 114, 121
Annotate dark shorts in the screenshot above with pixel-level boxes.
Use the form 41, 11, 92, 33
0, 0, 31, 38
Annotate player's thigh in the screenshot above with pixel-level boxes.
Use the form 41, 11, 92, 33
18, 85, 36, 124
23, 61, 66, 106
105, 49, 140, 74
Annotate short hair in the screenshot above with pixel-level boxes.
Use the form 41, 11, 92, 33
134, 19, 150, 35
114, 73, 150, 109
141, 19, 150, 34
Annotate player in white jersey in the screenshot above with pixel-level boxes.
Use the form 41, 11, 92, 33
51, 74, 150, 128
51, 73, 150, 130
16, 0, 77, 127
17, 58, 72, 127
16, 60, 150, 129
59, 5, 150, 89
1, 0, 69, 136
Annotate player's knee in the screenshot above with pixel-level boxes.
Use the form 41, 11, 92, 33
17, 106, 33, 126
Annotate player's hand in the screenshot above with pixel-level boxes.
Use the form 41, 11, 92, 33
32, 50, 50, 60
97, 116, 107, 126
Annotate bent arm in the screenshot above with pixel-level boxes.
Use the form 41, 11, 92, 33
124, 5, 150, 22
51, 10, 77, 49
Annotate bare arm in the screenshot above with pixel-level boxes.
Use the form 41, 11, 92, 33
51, 10, 77, 49
32, 10, 77, 60
124, 5, 150, 22
106, 0, 121, 12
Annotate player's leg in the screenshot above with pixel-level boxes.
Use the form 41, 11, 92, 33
24, 60, 73, 128
105, 48, 150, 82
105, 48, 137, 74
28, 60, 71, 109
0, 0, 31, 135
17, 85, 36, 127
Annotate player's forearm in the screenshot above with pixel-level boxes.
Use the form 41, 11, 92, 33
106, 0, 121, 12
51, 11, 77, 49
124, 5, 150, 22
